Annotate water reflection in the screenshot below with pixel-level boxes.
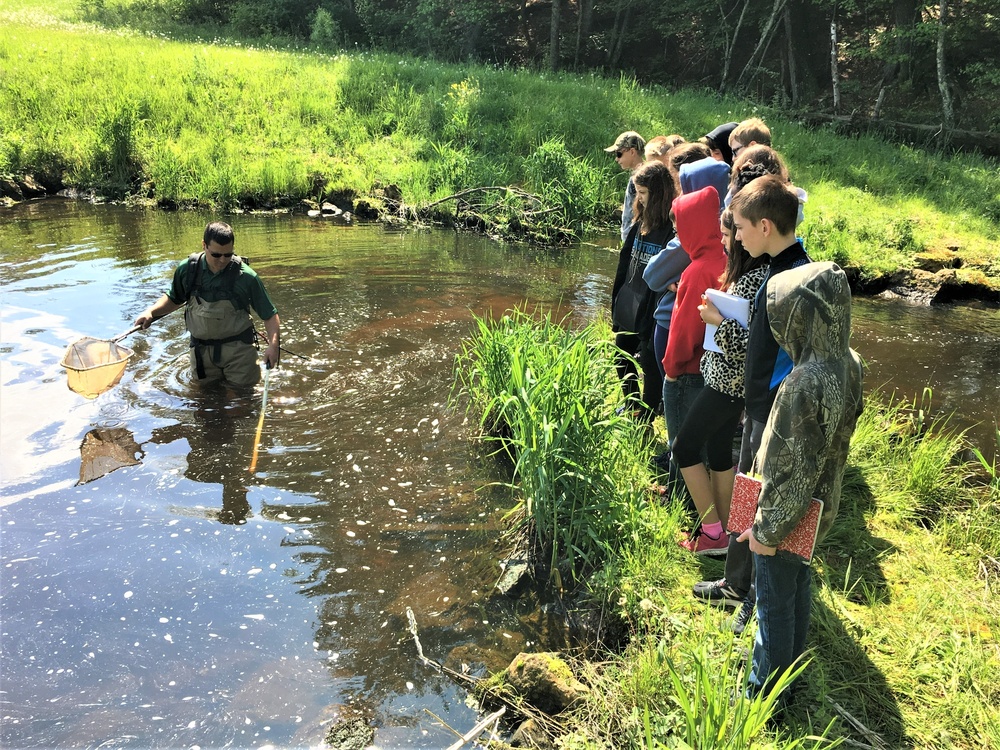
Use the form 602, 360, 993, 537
149, 391, 255, 525
78, 426, 142, 484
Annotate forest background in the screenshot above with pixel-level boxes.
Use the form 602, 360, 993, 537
78, 0, 1000, 134
3, 0, 999, 297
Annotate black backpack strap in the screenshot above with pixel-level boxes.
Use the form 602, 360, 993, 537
185, 251, 205, 302
185, 252, 247, 309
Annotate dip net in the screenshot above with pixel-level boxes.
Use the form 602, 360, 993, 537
60, 336, 135, 399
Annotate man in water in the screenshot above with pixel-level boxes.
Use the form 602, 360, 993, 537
134, 221, 280, 387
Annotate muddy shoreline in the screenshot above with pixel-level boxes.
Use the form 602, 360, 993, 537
3, 180, 998, 308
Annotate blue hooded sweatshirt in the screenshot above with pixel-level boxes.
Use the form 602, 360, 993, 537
643, 157, 731, 328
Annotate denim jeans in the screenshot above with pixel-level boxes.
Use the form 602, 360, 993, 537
661, 372, 704, 446
748, 551, 812, 699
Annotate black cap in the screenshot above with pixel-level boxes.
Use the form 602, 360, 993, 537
705, 122, 739, 165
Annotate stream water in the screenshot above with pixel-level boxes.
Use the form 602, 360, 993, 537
1, 200, 997, 749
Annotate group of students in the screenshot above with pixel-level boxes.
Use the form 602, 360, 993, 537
607, 119, 865, 703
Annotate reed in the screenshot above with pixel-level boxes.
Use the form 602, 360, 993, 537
454, 309, 650, 584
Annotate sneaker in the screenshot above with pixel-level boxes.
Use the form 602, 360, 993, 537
692, 578, 747, 609
680, 531, 728, 557
730, 596, 756, 635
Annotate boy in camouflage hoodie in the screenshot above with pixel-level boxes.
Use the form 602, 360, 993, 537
737, 260, 865, 700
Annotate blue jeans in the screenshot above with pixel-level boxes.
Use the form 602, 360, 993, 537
748, 552, 812, 699
662, 373, 704, 446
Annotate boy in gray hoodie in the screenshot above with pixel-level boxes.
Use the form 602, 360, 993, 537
737, 260, 864, 701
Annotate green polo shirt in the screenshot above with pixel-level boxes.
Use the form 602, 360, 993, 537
166, 255, 278, 320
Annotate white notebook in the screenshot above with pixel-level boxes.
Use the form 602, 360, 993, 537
702, 289, 750, 353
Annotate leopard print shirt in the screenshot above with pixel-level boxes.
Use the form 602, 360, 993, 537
699, 265, 769, 398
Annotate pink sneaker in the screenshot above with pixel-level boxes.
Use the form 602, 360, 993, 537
680, 532, 728, 557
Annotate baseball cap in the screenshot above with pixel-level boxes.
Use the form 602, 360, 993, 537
604, 131, 645, 153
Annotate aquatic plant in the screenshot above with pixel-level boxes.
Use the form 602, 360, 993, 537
454, 309, 648, 585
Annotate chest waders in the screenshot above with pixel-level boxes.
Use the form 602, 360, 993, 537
184, 253, 256, 380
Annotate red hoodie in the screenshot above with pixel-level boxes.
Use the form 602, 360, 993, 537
662, 186, 727, 379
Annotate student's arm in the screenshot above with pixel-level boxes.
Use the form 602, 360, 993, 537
712, 266, 767, 361
642, 237, 687, 291
662, 277, 705, 379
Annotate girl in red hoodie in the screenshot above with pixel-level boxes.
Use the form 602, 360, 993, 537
661, 185, 727, 492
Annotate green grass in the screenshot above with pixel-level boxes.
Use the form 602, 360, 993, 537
454, 310, 651, 585
456, 312, 1000, 748
2, 1, 1000, 283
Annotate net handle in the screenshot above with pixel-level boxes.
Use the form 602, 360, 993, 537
111, 325, 142, 343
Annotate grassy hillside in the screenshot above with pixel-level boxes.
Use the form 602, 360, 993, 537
1, 0, 999, 289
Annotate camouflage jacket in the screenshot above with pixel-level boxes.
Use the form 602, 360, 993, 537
752, 262, 865, 548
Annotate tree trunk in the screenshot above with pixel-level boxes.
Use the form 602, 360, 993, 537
574, 0, 593, 68
518, 0, 538, 64
549, 0, 561, 72
609, 4, 631, 68
735, 0, 787, 91
720, 0, 751, 93
873, 61, 898, 118
784, 6, 798, 106
936, 0, 954, 129
830, 19, 840, 114
894, 0, 918, 83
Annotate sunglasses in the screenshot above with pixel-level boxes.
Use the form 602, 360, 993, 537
613, 150, 624, 159
210, 252, 234, 259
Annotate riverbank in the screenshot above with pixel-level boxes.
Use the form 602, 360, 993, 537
2, 1, 1000, 301
457, 311, 1000, 748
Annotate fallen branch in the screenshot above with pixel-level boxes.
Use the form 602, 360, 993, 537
826, 697, 889, 749
797, 113, 1000, 157
421, 186, 544, 211
445, 707, 506, 750
405, 607, 565, 741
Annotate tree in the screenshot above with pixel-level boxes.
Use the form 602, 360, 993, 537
549, 0, 561, 71
936, 0, 955, 129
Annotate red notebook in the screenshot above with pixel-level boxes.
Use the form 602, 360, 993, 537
727, 473, 823, 563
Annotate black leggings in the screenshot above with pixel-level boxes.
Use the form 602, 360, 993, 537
615, 331, 663, 415
671, 385, 742, 471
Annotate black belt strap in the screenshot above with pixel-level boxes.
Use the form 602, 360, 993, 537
190, 328, 255, 378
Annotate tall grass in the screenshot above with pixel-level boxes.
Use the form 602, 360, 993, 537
454, 310, 649, 585
3, 3, 1000, 280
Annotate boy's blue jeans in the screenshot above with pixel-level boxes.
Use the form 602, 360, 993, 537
662, 372, 704, 444
748, 551, 812, 698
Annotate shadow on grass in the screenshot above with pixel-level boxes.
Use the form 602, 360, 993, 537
802, 463, 911, 747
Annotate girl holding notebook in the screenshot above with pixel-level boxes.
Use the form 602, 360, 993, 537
673, 206, 768, 555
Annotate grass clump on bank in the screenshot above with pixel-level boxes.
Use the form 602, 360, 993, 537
2, 0, 1000, 288
454, 310, 649, 586
455, 311, 1000, 748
